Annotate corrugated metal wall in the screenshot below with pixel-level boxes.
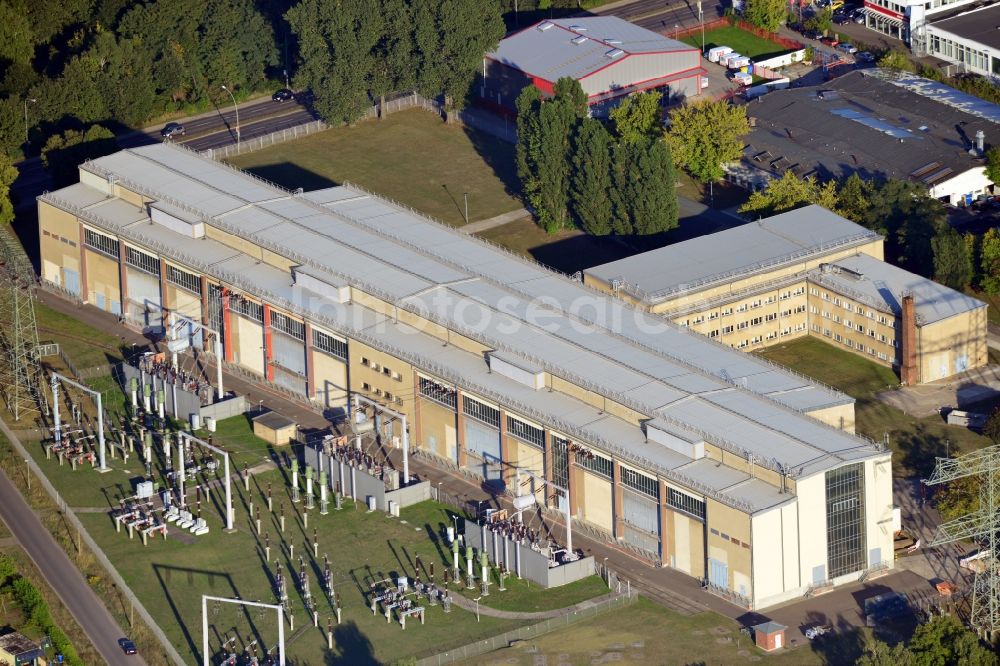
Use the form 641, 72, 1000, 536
464, 419, 502, 482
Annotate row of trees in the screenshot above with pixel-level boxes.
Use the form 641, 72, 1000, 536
857, 613, 996, 666
287, 0, 505, 124
0, 0, 507, 155
516, 80, 677, 236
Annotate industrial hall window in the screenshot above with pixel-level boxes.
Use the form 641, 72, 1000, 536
270, 311, 305, 341
463, 395, 500, 428
576, 449, 613, 479
419, 377, 457, 410
83, 228, 120, 258
551, 436, 570, 493
506, 416, 543, 448
230, 294, 264, 322
313, 330, 347, 361
125, 246, 160, 276
667, 487, 705, 521
826, 463, 866, 579
167, 265, 200, 294
622, 467, 658, 499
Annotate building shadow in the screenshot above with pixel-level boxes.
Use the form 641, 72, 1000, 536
324, 621, 378, 665
239, 162, 336, 193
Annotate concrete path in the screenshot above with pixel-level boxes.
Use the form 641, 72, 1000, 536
461, 208, 530, 234
0, 466, 143, 666
449, 591, 623, 620
876, 363, 1000, 417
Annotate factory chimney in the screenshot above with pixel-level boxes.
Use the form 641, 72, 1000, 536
900, 294, 919, 385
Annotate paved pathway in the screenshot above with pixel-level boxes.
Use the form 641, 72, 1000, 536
449, 590, 624, 620
0, 466, 143, 666
461, 208, 530, 234
876, 363, 1000, 417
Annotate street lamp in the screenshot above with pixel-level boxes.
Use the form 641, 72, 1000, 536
220, 85, 240, 151
23, 98, 36, 149
463, 192, 469, 224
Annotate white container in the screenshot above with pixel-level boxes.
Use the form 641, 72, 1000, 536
205, 416, 216, 432
707, 46, 733, 63
367, 495, 376, 512
733, 72, 753, 86
720, 51, 742, 67
728, 56, 751, 69
446, 526, 455, 543
190, 413, 201, 430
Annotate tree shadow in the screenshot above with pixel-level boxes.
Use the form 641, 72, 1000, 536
324, 621, 378, 666
461, 124, 521, 199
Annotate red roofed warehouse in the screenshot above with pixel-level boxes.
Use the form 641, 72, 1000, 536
482, 17, 705, 117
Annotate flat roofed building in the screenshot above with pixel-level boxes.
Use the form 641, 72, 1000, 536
0, 632, 45, 666
925, 3, 1000, 77
584, 205, 987, 384
482, 17, 705, 116
740, 71, 996, 206
38, 143, 894, 610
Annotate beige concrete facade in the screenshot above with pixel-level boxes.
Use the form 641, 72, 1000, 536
35, 157, 898, 612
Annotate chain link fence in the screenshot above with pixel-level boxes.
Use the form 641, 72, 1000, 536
417, 591, 637, 666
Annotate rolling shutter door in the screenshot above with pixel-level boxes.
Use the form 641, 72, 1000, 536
463, 419, 502, 482
271, 331, 306, 395
126, 268, 162, 332
63, 269, 80, 297
622, 489, 660, 559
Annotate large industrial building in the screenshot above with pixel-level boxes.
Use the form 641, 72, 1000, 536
741, 71, 996, 207
923, 3, 1000, 77
481, 16, 705, 117
584, 205, 987, 384
38, 144, 894, 610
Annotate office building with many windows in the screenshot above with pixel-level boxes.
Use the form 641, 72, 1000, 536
38, 144, 894, 610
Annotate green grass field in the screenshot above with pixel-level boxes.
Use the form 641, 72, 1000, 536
756, 337, 991, 476
683, 26, 789, 59
228, 109, 522, 227
465, 596, 820, 666
35, 300, 125, 369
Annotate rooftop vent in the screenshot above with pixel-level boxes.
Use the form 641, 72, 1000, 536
569, 24, 587, 31
537, 21, 554, 31
571, 35, 588, 45
816, 90, 839, 101
605, 48, 624, 59
606, 38, 623, 44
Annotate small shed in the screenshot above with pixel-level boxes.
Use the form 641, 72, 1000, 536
0, 631, 45, 665
752, 621, 787, 651
252, 411, 297, 446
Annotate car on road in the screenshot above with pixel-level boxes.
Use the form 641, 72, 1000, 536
838, 42, 858, 53
272, 88, 294, 102
119, 638, 137, 655
160, 122, 185, 139
856, 51, 875, 62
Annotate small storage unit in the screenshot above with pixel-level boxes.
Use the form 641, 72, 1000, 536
752, 621, 787, 651
252, 411, 298, 446
707, 46, 733, 63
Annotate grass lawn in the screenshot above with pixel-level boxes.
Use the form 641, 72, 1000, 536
683, 25, 789, 59
34, 300, 125, 369
228, 108, 523, 227
756, 337, 991, 476
966, 287, 1000, 325
464, 596, 820, 666
192, 413, 278, 470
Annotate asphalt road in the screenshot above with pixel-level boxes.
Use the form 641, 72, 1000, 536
0, 464, 144, 665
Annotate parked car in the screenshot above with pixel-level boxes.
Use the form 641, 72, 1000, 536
833, 14, 851, 24
160, 122, 185, 139
820, 36, 840, 47
803, 29, 823, 40
856, 51, 875, 62
854, 13, 866, 23
119, 638, 137, 655
838, 42, 858, 53
272, 88, 294, 102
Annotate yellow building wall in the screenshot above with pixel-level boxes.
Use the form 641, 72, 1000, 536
417, 398, 458, 461
917, 307, 988, 382
164, 283, 202, 320
706, 499, 753, 596
231, 315, 264, 375
312, 351, 348, 410
665, 508, 705, 578
508, 438, 545, 503
84, 249, 120, 312
38, 204, 82, 287
807, 402, 856, 433
579, 471, 613, 533
348, 341, 416, 428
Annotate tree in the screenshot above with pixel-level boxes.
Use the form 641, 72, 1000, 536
932, 225, 973, 290
0, 0, 35, 68
41, 125, 116, 188
287, 0, 383, 124
934, 474, 980, 522
0, 152, 14, 225
985, 146, 1000, 186
435, 0, 504, 108
738, 172, 837, 217
666, 99, 750, 183
859, 179, 944, 275
610, 91, 662, 145
836, 173, 874, 222
803, 7, 832, 34
877, 50, 916, 73
908, 614, 996, 666
982, 227, 1000, 295
91, 34, 157, 127
570, 119, 613, 235
371, 0, 416, 115
623, 138, 677, 235
743, 0, 786, 31
966, 232, 981, 287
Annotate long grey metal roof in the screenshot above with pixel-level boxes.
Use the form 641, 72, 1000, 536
487, 17, 695, 83
44, 144, 888, 505
808, 253, 986, 325
585, 205, 881, 303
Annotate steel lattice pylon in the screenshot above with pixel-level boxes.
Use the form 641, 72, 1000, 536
0, 224, 46, 421
925, 445, 1000, 634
